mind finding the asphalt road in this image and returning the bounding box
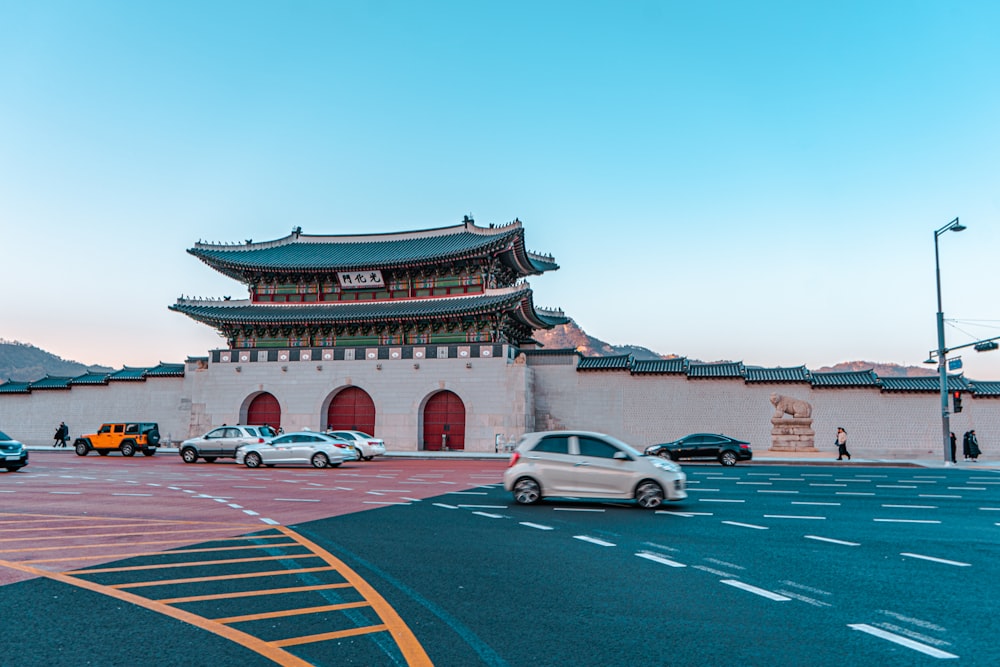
[2,455,998,666]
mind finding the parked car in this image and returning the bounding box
[645,433,752,466]
[235,431,355,468]
[503,430,687,508]
[74,422,160,457]
[326,430,386,460]
[179,425,276,463]
[0,430,28,472]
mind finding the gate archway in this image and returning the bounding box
[423,390,465,450]
[326,387,376,434]
[246,392,281,431]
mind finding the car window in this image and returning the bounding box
[532,435,570,454]
[206,428,225,439]
[271,435,290,445]
[703,435,725,445]
[114,424,125,434]
[578,436,623,459]
[222,428,240,438]
[125,424,139,434]
[99,425,111,434]
[0,431,9,440]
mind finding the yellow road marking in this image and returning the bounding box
[110,566,338,589]
[69,553,318,574]
[158,582,353,604]
[273,624,390,647]
[214,600,370,624]
[0,527,263,543]
[13,541,300,560]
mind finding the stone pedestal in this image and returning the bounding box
[770,417,816,451]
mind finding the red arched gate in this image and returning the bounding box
[247,392,281,431]
[423,390,465,450]
[326,387,376,435]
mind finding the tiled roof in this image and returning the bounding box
[29,375,74,390]
[631,358,688,375]
[578,354,632,371]
[171,286,565,331]
[0,380,31,394]
[688,362,745,378]
[110,367,149,381]
[188,221,558,281]
[70,372,110,385]
[880,376,970,392]
[744,366,811,383]
[145,363,185,377]
[969,380,1000,397]
[810,370,881,387]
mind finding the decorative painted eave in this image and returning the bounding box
[578,354,632,371]
[170,284,560,331]
[145,362,185,377]
[70,371,110,386]
[109,367,149,382]
[520,349,581,357]
[29,375,74,390]
[187,219,557,281]
[744,366,811,383]
[880,376,970,392]
[0,380,31,394]
[631,358,688,375]
[688,361,745,378]
[970,380,1000,397]
[810,369,881,387]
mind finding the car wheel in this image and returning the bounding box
[6,465,24,472]
[353,447,363,461]
[181,448,199,463]
[203,457,217,463]
[244,452,262,468]
[719,451,738,466]
[142,449,156,456]
[311,453,330,468]
[513,477,541,505]
[657,451,671,459]
[364,456,373,461]
[75,442,89,456]
[120,441,136,457]
[635,480,665,508]
[98,450,109,456]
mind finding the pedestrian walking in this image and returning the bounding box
[53,421,69,447]
[963,430,972,461]
[967,429,981,462]
[835,427,851,461]
[950,432,957,463]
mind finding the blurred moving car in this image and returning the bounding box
[503,430,686,508]
[644,433,752,466]
[235,431,355,468]
[74,422,160,457]
[0,431,28,472]
[179,424,276,463]
[326,430,386,460]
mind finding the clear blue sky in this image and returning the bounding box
[3,1,999,378]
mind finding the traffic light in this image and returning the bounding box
[952,391,963,413]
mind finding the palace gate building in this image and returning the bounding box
[2,216,999,456]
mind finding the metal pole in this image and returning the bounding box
[934,223,954,465]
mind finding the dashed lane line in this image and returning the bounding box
[519,522,554,530]
[848,624,958,659]
[573,535,616,547]
[804,535,860,547]
[900,553,971,567]
[722,521,767,530]
[720,580,791,601]
[635,551,686,568]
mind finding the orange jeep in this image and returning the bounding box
[74,422,160,457]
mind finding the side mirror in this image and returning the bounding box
[613,451,629,460]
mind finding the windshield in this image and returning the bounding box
[0,431,10,440]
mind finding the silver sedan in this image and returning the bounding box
[235,431,352,468]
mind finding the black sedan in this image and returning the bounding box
[645,433,752,466]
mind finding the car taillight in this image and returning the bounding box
[507,452,520,467]
[740,444,749,449]
[256,438,264,443]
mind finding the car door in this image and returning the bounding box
[700,435,727,459]
[572,435,636,495]
[291,434,323,463]
[200,427,228,457]
[523,434,576,494]
[262,435,293,464]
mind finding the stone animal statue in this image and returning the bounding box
[770,392,812,418]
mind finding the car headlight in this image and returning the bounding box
[650,458,681,473]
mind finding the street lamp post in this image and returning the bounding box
[934,217,966,464]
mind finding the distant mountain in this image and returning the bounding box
[0,340,113,382]
[533,319,935,377]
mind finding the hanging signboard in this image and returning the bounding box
[338,270,384,289]
[948,357,963,370]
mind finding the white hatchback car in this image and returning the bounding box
[327,430,386,460]
[503,431,687,508]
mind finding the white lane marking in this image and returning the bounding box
[737,482,772,486]
[764,515,825,520]
[111,493,153,497]
[758,490,799,494]
[520,522,554,530]
[260,518,280,525]
[554,507,605,512]
[948,486,986,491]
[50,491,82,495]
[363,501,412,506]
[433,503,458,509]
[636,552,686,567]
[979,506,1000,511]
[656,510,714,517]
[722,521,767,530]
[810,483,847,487]
[848,624,958,659]
[805,535,860,546]
[213,498,228,503]
[449,491,487,495]
[700,499,745,503]
[458,504,508,509]
[472,511,504,518]
[228,503,243,509]
[574,535,616,547]
[721,580,790,601]
[882,504,937,509]
[688,488,721,493]
[0,490,14,493]
[233,485,266,489]
[920,494,961,499]
[792,501,841,506]
[874,518,941,524]
[242,509,259,516]
[836,492,875,496]
[901,553,971,567]
[876,485,917,489]
[401,497,422,502]
[273,498,321,503]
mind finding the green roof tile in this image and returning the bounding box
[631,358,688,374]
[688,362,745,378]
[578,354,632,371]
[744,366,810,383]
[810,370,880,387]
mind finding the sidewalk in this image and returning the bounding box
[24,444,998,469]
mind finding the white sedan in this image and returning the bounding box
[327,430,386,460]
[236,432,355,468]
